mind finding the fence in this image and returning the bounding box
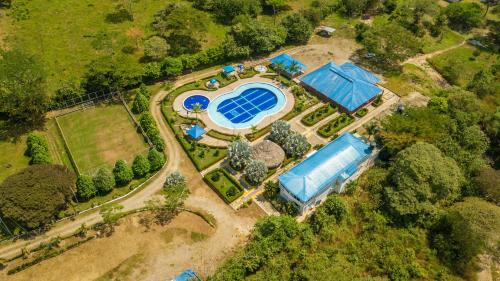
[48,90,120,112]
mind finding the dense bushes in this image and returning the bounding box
[0,165,76,229]
[132,155,150,178]
[148,148,166,171]
[26,133,51,165]
[93,168,115,195]
[112,160,133,186]
[76,175,96,200]
[140,112,165,151]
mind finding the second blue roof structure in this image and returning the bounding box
[172,268,199,281]
[270,53,306,76]
[279,133,372,203]
[300,62,382,112]
[222,65,235,74]
[186,125,206,139]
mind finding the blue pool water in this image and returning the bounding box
[183,95,210,111]
[208,82,286,129]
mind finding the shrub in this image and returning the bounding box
[142,62,162,82]
[356,108,368,117]
[26,133,51,165]
[93,168,115,195]
[132,93,149,114]
[309,195,348,234]
[76,175,96,201]
[132,155,150,178]
[140,112,165,151]
[164,171,186,188]
[244,160,268,185]
[269,120,292,146]
[113,160,133,186]
[144,36,169,61]
[282,132,310,158]
[211,172,221,182]
[148,149,166,171]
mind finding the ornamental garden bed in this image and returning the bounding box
[317,113,355,138]
[301,104,337,126]
[204,168,244,203]
[356,108,368,118]
[372,96,383,107]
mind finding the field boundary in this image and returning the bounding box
[118,93,154,148]
[54,117,81,175]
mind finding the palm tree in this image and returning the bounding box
[274,61,285,79]
[287,61,301,77]
[364,121,379,142]
[250,125,258,136]
[192,103,203,124]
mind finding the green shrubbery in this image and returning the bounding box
[140,112,165,151]
[317,113,354,137]
[26,133,52,165]
[355,108,368,117]
[132,155,150,178]
[112,160,133,186]
[76,175,96,200]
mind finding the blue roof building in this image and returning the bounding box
[171,268,200,281]
[278,133,373,214]
[270,53,306,77]
[222,65,235,76]
[299,62,382,113]
[186,125,206,140]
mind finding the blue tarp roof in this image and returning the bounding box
[222,65,235,73]
[173,269,199,281]
[186,125,206,139]
[279,133,372,203]
[270,53,306,75]
[300,62,382,112]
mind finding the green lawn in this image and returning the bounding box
[422,29,464,54]
[1,0,226,93]
[428,45,499,87]
[204,169,244,203]
[56,103,149,175]
[383,64,440,96]
[0,136,30,183]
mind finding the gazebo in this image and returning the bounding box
[222,65,236,77]
[186,125,206,140]
[251,140,285,169]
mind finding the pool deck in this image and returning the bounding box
[172,76,295,136]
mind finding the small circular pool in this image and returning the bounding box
[183,95,210,111]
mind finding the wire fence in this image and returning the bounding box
[48,90,120,112]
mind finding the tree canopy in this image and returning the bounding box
[0,165,76,230]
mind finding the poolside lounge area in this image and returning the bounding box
[278,133,375,214]
[299,62,382,114]
[270,53,306,78]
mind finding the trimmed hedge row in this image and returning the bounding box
[356,108,368,117]
[204,168,244,203]
[317,113,355,138]
[140,112,165,151]
[301,104,337,126]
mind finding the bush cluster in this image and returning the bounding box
[26,133,52,165]
[140,112,165,151]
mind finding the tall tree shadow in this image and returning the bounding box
[105,7,133,24]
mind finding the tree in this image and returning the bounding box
[230,19,287,55]
[144,36,169,61]
[164,171,186,188]
[212,0,262,22]
[244,160,268,185]
[309,195,348,234]
[132,155,150,178]
[0,49,48,126]
[132,93,149,114]
[265,0,288,14]
[431,198,500,275]
[191,103,203,124]
[445,2,483,32]
[384,143,464,227]
[283,132,310,158]
[467,68,497,98]
[93,168,115,195]
[26,133,52,165]
[161,57,183,77]
[113,160,133,186]
[82,55,143,93]
[52,79,84,108]
[392,0,439,35]
[228,139,252,170]
[148,149,166,171]
[0,165,76,229]
[281,13,313,44]
[364,121,378,142]
[337,0,370,17]
[474,167,500,205]
[269,120,292,146]
[76,175,96,201]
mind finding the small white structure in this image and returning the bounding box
[317,26,336,37]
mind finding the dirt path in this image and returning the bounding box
[403,40,467,86]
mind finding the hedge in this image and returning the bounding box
[356,108,368,117]
[317,113,355,138]
[204,168,244,203]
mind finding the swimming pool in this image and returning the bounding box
[183,95,210,111]
[208,82,286,129]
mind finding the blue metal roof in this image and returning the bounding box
[340,62,380,84]
[173,269,199,281]
[300,62,382,112]
[222,65,235,73]
[186,125,206,139]
[279,133,372,203]
[270,53,306,75]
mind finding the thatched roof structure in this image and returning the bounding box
[251,140,285,169]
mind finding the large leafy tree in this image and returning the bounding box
[113,160,133,186]
[445,2,483,32]
[0,165,76,229]
[143,36,169,61]
[282,132,310,158]
[384,143,464,227]
[0,49,48,126]
[228,139,252,170]
[212,0,262,22]
[132,154,150,178]
[230,18,286,55]
[244,160,268,185]
[268,120,293,146]
[281,13,313,44]
[431,198,500,275]
[93,167,115,195]
[76,174,96,201]
[391,0,439,35]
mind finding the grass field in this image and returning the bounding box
[383,64,440,96]
[1,0,226,93]
[422,29,464,54]
[428,45,499,87]
[57,103,149,175]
